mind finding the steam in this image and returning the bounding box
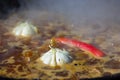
[17,0,120,37]
[19,0,120,22]
[19,1,119,21]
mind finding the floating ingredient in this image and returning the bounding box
[40,47,73,67]
[12,21,38,37]
[55,37,106,58]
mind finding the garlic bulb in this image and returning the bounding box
[12,22,38,37]
[40,48,73,67]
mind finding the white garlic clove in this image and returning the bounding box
[50,52,57,66]
[12,21,38,37]
[56,51,73,65]
[41,51,52,64]
[40,48,73,67]
[12,25,23,36]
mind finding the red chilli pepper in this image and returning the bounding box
[55,37,105,57]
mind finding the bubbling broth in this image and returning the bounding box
[0,15,120,80]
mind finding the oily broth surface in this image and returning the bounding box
[0,20,120,79]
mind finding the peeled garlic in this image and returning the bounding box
[12,21,38,37]
[40,48,73,67]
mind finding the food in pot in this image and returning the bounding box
[0,19,120,79]
[12,21,38,37]
[55,37,106,58]
[40,46,73,67]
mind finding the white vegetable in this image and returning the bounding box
[12,22,38,37]
[40,48,73,67]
